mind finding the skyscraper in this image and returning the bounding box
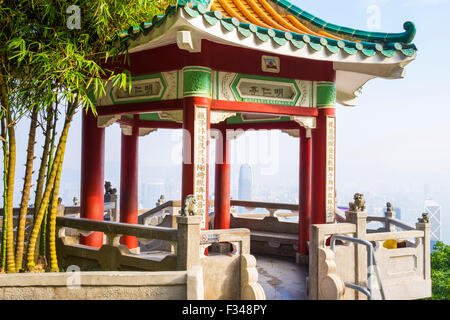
[238,164,252,213]
[424,199,441,249]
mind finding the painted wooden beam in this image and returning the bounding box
[96,99,183,116]
[211,100,318,117]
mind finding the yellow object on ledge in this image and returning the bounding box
[383,239,398,249]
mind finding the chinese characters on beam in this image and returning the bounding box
[325,117,336,223]
[194,107,208,229]
[247,86,286,98]
[237,79,297,104]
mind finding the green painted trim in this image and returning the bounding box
[176,69,180,99]
[109,73,167,105]
[139,112,175,122]
[216,71,219,100]
[182,67,212,98]
[315,82,336,108]
[226,114,291,124]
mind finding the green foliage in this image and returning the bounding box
[0,0,171,272]
[1,0,170,113]
[430,241,450,300]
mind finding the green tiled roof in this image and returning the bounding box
[119,1,417,59]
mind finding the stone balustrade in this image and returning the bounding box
[309,207,431,300]
[55,214,265,300]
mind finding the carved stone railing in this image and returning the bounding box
[138,200,182,226]
[198,228,265,300]
[226,200,299,258]
[229,200,298,218]
[56,214,265,300]
[309,205,431,300]
[56,216,180,271]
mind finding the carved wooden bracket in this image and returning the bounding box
[98,115,121,128]
[210,111,236,124]
[159,110,183,123]
[120,124,158,136]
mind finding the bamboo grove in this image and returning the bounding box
[0,0,170,273]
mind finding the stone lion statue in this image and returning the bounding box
[104,181,117,202]
[156,194,165,207]
[181,194,199,216]
[386,202,394,214]
[418,212,430,224]
[349,193,366,212]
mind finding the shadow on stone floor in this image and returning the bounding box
[254,254,308,300]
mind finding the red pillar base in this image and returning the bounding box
[311,108,336,225]
[119,128,139,250]
[299,127,311,256]
[181,97,211,230]
[80,111,105,248]
[214,127,231,230]
[181,97,211,255]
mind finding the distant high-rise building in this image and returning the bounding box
[238,164,252,212]
[424,199,441,249]
[424,184,431,200]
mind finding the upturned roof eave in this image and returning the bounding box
[118,4,417,106]
[124,6,416,74]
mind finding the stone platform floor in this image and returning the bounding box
[254,254,308,300]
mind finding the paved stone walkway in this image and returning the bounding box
[254,254,308,300]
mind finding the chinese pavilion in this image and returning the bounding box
[80,0,417,260]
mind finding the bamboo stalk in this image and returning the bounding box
[34,108,53,218]
[47,155,65,272]
[15,106,38,271]
[5,110,16,273]
[26,103,76,271]
[39,103,58,258]
[33,107,53,262]
[0,56,16,273]
[0,117,8,272]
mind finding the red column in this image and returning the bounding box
[299,127,312,255]
[80,110,105,247]
[181,97,211,230]
[311,108,336,225]
[119,126,139,250]
[214,126,231,229]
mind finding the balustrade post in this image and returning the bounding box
[416,221,431,281]
[176,215,202,271]
[384,203,395,232]
[345,209,368,300]
[308,224,325,300]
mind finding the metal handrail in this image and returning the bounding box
[330,234,386,300]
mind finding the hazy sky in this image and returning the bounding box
[2,0,450,242]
